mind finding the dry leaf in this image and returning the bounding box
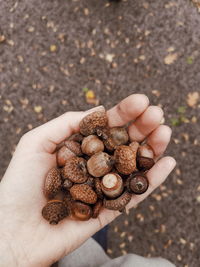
[85,90,99,105]
[34,105,43,113]
[164,53,178,65]
[186,92,199,107]
[105,53,115,63]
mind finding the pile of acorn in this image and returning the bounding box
[42,110,155,225]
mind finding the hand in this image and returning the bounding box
[0,94,176,267]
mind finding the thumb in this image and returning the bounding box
[18,106,105,153]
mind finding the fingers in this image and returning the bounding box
[147,125,172,157]
[19,106,105,153]
[107,94,149,127]
[126,156,176,209]
[128,106,164,142]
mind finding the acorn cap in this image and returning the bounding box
[94,177,104,199]
[114,145,137,175]
[62,156,88,183]
[103,191,132,211]
[70,184,97,204]
[79,111,108,136]
[42,200,68,225]
[92,199,103,219]
[44,168,62,199]
[127,173,149,194]
[72,201,92,221]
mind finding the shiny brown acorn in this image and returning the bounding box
[97,127,129,151]
[81,135,104,156]
[87,152,114,177]
[57,140,82,167]
[137,144,155,171]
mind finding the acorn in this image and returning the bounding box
[67,133,84,143]
[103,191,132,211]
[70,184,97,204]
[42,200,68,225]
[81,135,104,156]
[44,167,62,199]
[137,144,155,171]
[62,156,88,183]
[114,145,137,175]
[79,111,108,136]
[72,201,92,221]
[87,152,114,177]
[92,199,103,219]
[97,127,129,151]
[127,173,149,194]
[101,173,124,198]
[56,140,82,167]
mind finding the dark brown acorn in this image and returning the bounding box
[127,173,149,194]
[137,144,155,171]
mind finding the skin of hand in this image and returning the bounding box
[0,94,176,267]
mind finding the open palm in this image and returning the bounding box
[0,94,176,267]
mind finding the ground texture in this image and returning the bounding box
[0,0,200,266]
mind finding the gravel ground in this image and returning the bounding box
[0,0,200,266]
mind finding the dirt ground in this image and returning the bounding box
[0,0,200,266]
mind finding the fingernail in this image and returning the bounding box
[84,105,105,114]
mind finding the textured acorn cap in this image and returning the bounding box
[42,200,68,224]
[70,184,97,204]
[114,145,137,175]
[79,111,108,136]
[62,156,88,183]
[72,201,92,221]
[44,168,62,199]
[94,177,104,199]
[103,191,132,211]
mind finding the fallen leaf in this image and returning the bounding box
[105,53,115,63]
[164,53,178,65]
[187,92,199,107]
[50,45,57,52]
[34,105,43,113]
[85,90,99,105]
[186,56,194,64]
